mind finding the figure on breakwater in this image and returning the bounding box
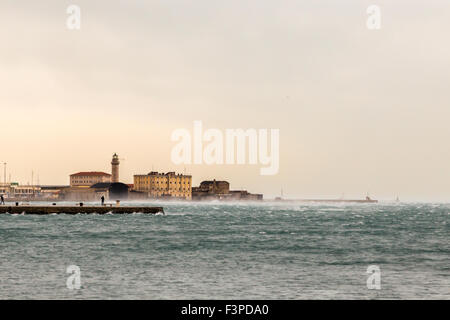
[0,195,4,205]
[101,196,105,206]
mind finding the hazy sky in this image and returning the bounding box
[1,0,449,201]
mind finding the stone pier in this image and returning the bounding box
[0,205,164,215]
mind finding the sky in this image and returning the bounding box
[0,0,449,201]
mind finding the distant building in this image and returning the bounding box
[13,185,42,198]
[196,180,230,195]
[0,183,12,197]
[69,172,111,187]
[0,183,42,199]
[133,171,192,200]
[192,179,263,201]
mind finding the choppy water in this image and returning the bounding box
[0,201,448,299]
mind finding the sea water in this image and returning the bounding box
[0,201,448,299]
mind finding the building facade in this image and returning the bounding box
[0,183,11,196]
[134,171,192,200]
[0,183,42,199]
[69,172,112,187]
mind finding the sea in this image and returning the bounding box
[0,201,448,299]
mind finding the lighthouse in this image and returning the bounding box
[111,153,120,183]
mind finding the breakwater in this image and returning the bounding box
[0,205,164,215]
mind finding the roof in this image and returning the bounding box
[70,171,111,177]
[135,171,191,177]
[90,182,130,189]
[40,185,70,190]
[201,180,229,185]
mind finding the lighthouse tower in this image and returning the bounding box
[111,153,120,183]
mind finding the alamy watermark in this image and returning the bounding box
[366,5,381,30]
[66,265,81,290]
[171,121,280,175]
[66,5,81,30]
[366,265,381,290]
[65,5,381,31]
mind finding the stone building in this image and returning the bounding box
[133,171,192,200]
[192,179,263,201]
[192,180,229,200]
[197,180,230,194]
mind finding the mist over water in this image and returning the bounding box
[0,202,448,299]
